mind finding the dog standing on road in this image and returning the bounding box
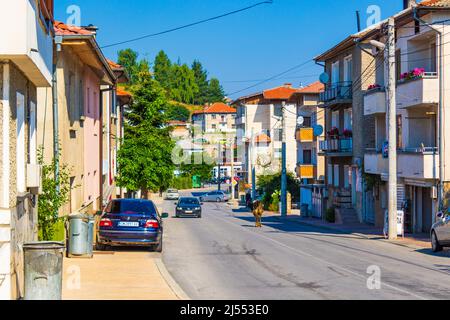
[252,200,264,228]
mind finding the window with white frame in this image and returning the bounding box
[334,165,340,187]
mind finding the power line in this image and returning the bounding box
[228,59,315,97]
[100,1,274,49]
[223,74,320,84]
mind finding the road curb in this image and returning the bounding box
[155,258,190,300]
[272,216,428,250]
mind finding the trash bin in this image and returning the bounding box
[67,214,89,258]
[301,204,309,217]
[23,242,65,300]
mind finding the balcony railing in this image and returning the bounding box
[296,164,316,179]
[320,81,353,104]
[397,72,438,109]
[319,138,353,154]
[296,128,314,142]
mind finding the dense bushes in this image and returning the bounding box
[325,207,336,223]
[171,176,192,190]
[257,173,300,210]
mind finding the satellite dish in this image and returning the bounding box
[297,116,305,126]
[319,72,330,85]
[313,125,324,137]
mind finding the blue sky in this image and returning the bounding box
[54,0,403,98]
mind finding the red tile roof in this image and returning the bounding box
[107,59,123,70]
[263,84,298,100]
[296,81,324,94]
[255,133,272,144]
[192,103,236,115]
[116,88,132,97]
[419,0,450,6]
[168,120,187,126]
[54,21,94,36]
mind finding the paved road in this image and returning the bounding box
[161,191,450,300]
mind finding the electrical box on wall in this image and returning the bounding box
[431,186,438,200]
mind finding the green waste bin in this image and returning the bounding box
[67,214,90,258]
[23,242,65,300]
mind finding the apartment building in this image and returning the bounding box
[0,0,54,300]
[192,102,237,134]
[233,84,299,185]
[292,82,326,217]
[362,0,450,232]
[315,29,377,225]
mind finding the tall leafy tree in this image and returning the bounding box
[207,77,226,103]
[116,73,175,197]
[166,103,191,122]
[154,50,172,92]
[192,60,209,105]
[117,48,150,84]
[180,152,216,182]
[170,63,199,104]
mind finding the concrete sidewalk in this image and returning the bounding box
[258,210,432,250]
[62,250,188,300]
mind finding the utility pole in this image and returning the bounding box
[230,141,235,202]
[387,17,398,240]
[281,101,287,216]
[218,141,222,191]
[250,128,256,200]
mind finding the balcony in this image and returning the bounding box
[296,164,316,179]
[0,0,53,86]
[319,138,353,156]
[364,87,386,116]
[364,147,439,180]
[397,73,438,109]
[319,81,352,107]
[296,128,314,142]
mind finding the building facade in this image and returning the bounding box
[292,82,326,217]
[0,0,54,300]
[362,0,450,232]
[233,84,299,186]
[315,30,377,225]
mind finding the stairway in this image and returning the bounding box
[333,189,360,225]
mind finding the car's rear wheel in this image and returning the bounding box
[432,231,443,252]
[96,242,107,251]
[153,239,163,252]
[216,198,221,202]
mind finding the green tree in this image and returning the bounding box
[170,63,199,104]
[207,77,226,103]
[118,48,150,84]
[179,152,215,182]
[192,60,209,105]
[116,74,175,197]
[166,103,191,122]
[153,50,172,92]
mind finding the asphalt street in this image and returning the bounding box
[161,190,450,300]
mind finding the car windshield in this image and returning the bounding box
[179,198,199,205]
[167,189,178,193]
[106,200,156,214]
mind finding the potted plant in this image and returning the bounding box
[343,129,353,138]
[400,68,425,82]
[327,127,339,139]
[367,84,381,91]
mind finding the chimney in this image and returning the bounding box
[403,0,417,9]
[284,83,292,87]
[82,24,99,34]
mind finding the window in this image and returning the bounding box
[334,165,340,187]
[221,115,226,122]
[327,164,333,185]
[212,124,217,130]
[344,109,352,131]
[331,111,339,129]
[344,55,352,83]
[78,79,84,118]
[274,105,283,117]
[430,42,437,73]
[344,165,350,188]
[397,115,403,149]
[303,117,312,128]
[332,61,340,84]
[29,101,37,165]
[275,148,282,159]
[87,88,91,114]
[106,200,157,214]
[303,150,312,164]
[212,114,217,119]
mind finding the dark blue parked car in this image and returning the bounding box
[97,199,169,252]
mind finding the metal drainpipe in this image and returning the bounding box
[100,86,115,208]
[413,8,445,209]
[53,40,62,193]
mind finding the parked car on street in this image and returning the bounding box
[431,209,450,252]
[175,197,203,218]
[165,189,180,200]
[97,199,169,252]
[200,190,229,202]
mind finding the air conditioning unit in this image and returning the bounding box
[27,164,42,194]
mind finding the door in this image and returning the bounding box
[332,61,340,85]
[421,188,433,233]
[363,182,375,225]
